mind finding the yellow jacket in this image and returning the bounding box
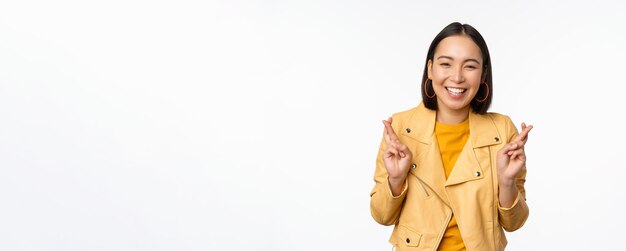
[370,103,529,251]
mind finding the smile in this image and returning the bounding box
[445,87,467,96]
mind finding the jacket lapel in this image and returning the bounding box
[445,111,502,186]
[401,104,449,205]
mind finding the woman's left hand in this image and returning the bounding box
[496,123,533,184]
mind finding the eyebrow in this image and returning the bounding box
[437,55,481,64]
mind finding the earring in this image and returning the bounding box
[424,79,435,98]
[475,81,489,102]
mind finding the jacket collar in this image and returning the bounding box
[400,103,502,149]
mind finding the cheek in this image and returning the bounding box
[431,68,448,82]
[467,71,483,85]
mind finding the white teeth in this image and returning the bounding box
[446,87,466,95]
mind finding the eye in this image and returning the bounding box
[440,63,450,67]
[465,65,477,70]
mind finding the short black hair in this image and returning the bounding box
[421,22,493,114]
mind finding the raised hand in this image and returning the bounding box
[497,123,533,183]
[382,117,413,189]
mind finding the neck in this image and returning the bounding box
[436,106,470,124]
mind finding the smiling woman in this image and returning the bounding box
[370,22,533,251]
[422,23,492,118]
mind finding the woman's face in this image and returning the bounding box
[428,35,484,114]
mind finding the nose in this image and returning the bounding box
[450,67,464,83]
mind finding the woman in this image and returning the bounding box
[369,22,533,251]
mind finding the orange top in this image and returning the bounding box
[435,119,470,251]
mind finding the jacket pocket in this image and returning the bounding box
[409,173,432,199]
[396,225,423,248]
[416,177,431,198]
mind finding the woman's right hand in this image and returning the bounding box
[382,117,413,194]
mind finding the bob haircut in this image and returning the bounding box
[421,22,493,114]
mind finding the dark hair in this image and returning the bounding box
[421,22,492,114]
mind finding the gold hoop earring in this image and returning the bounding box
[424,79,435,99]
[476,81,489,102]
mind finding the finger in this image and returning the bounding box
[520,129,531,144]
[383,148,390,158]
[509,149,526,162]
[382,120,391,144]
[390,140,406,158]
[384,146,399,158]
[511,139,526,149]
[507,148,524,159]
[517,152,526,162]
[500,143,518,156]
[515,123,533,143]
[396,142,410,158]
[383,117,400,142]
[382,117,396,144]
[383,118,399,141]
[390,141,405,158]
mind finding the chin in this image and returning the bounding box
[440,100,471,111]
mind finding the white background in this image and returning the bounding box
[1,0,625,250]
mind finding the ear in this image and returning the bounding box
[427,59,433,79]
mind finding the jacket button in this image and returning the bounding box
[406,128,411,133]
[494,137,499,142]
[411,163,417,169]
[475,171,481,177]
[406,238,410,243]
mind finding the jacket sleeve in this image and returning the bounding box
[497,116,530,232]
[370,115,407,226]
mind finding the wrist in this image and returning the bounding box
[388,178,405,189]
[388,176,406,196]
[498,180,519,208]
[388,175,406,186]
[498,176,516,187]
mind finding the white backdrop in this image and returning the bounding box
[1,0,625,250]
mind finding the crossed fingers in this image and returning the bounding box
[382,117,407,158]
[382,117,399,145]
[516,123,533,144]
[507,123,533,158]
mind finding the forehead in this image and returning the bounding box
[434,35,482,62]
